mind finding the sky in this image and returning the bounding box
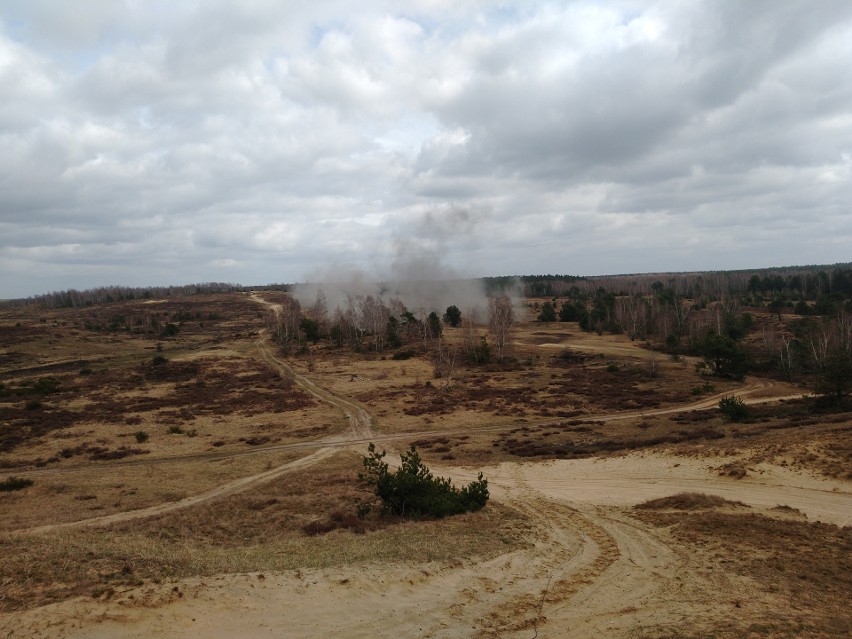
[1,0,851,299]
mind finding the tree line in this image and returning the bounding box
[532,272,852,400]
[6,283,244,309]
[265,291,517,378]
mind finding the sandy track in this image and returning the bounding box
[5,363,810,535]
[2,493,638,639]
[252,291,374,440]
[6,374,805,484]
[9,297,374,536]
[12,447,337,536]
[255,334,374,440]
[4,461,849,635]
[3,463,719,639]
[4,299,848,637]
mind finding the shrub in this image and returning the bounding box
[443,305,462,327]
[537,302,557,322]
[32,377,61,394]
[698,333,750,380]
[134,431,149,443]
[691,382,717,395]
[636,492,746,510]
[0,476,34,492]
[159,323,179,338]
[468,337,492,364]
[358,444,489,519]
[167,425,184,434]
[303,510,369,536]
[557,349,584,363]
[719,395,750,422]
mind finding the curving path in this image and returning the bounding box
[4,295,850,637]
[7,295,815,534]
[9,297,374,536]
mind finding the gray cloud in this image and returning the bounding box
[1,1,851,298]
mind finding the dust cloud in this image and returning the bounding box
[292,207,498,319]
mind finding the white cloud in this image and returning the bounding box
[1,1,851,298]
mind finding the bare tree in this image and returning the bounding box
[807,314,852,399]
[308,289,329,335]
[779,335,798,381]
[268,295,301,353]
[359,295,388,351]
[433,336,459,388]
[670,295,693,339]
[344,295,366,350]
[488,295,514,362]
[614,295,648,340]
[720,294,739,317]
[462,311,479,354]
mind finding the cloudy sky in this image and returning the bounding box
[1,0,850,298]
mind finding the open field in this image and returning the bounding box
[1,291,850,638]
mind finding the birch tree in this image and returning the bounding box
[488,295,514,362]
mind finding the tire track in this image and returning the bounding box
[9,297,374,535]
[424,461,672,638]
[13,447,337,536]
[5,375,801,479]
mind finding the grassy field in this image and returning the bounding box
[1,291,849,637]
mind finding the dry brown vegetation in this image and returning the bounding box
[0,451,529,613]
[634,508,852,638]
[0,294,340,471]
[1,290,850,638]
[636,491,748,510]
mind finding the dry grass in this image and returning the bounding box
[2,294,850,634]
[0,451,531,612]
[634,510,852,638]
[0,296,346,472]
[635,492,748,511]
[0,450,307,529]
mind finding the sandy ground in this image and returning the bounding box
[2,298,849,638]
[7,449,847,638]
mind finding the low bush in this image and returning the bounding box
[134,431,149,443]
[358,444,489,519]
[636,492,747,511]
[159,323,179,338]
[691,382,717,395]
[302,510,369,536]
[719,395,750,422]
[0,476,34,492]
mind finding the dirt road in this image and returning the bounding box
[3,296,849,637]
[11,448,842,638]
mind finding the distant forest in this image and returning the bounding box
[6,263,850,399]
[486,263,852,300]
[5,262,852,311]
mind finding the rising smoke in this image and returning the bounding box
[292,205,517,320]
